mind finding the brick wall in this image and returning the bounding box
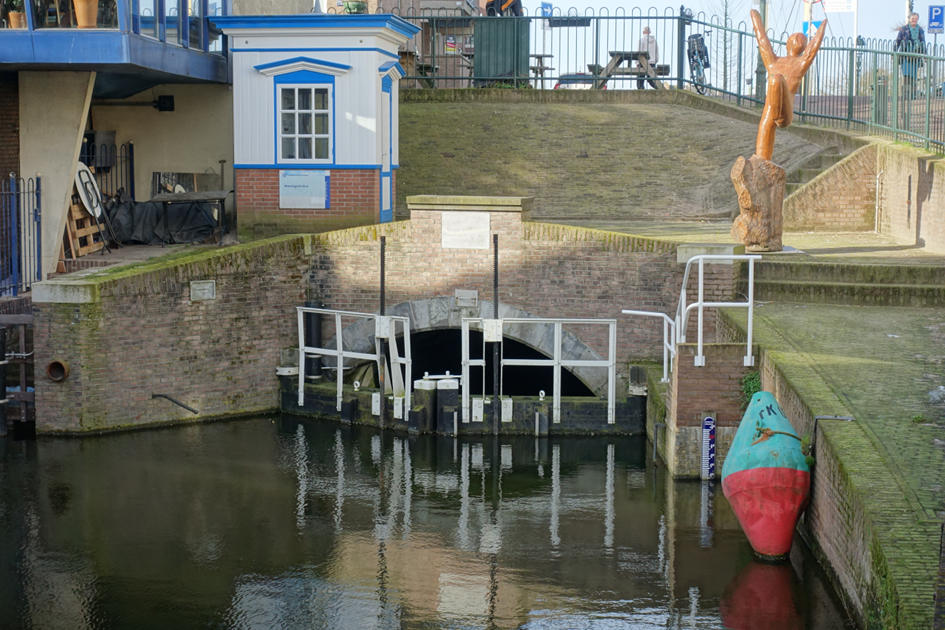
[235,168,381,241]
[783,144,877,231]
[876,142,945,253]
[0,72,19,177]
[32,204,743,433]
[661,342,755,477]
[33,237,311,433]
[307,210,738,368]
[670,343,753,430]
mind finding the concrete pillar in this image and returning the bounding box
[435,378,459,435]
[19,71,95,278]
[410,377,436,433]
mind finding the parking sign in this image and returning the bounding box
[931,6,945,34]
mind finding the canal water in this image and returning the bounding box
[0,417,853,629]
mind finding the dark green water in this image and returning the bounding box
[0,417,853,629]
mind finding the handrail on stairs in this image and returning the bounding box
[622,254,761,382]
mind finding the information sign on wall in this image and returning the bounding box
[441,211,490,249]
[279,170,328,209]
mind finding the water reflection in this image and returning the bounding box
[0,418,852,629]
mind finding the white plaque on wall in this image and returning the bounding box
[441,212,490,249]
[190,280,216,301]
[279,170,328,209]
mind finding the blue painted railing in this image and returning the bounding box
[6,0,225,54]
[0,176,42,297]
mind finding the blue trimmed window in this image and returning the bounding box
[278,84,332,162]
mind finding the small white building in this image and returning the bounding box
[212,14,419,239]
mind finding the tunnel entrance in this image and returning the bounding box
[403,329,595,397]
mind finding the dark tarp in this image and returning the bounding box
[106,197,215,245]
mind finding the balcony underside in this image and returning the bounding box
[0,30,228,98]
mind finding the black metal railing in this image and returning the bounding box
[79,140,135,200]
[378,5,945,153]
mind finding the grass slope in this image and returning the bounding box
[397,101,825,221]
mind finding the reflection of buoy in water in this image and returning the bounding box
[720,560,803,630]
[721,391,810,560]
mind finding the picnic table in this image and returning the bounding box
[530,53,555,88]
[587,50,669,89]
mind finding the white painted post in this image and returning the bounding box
[744,258,756,366]
[695,258,706,366]
[335,312,344,412]
[607,321,616,424]
[297,307,306,406]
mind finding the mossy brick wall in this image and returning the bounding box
[32,237,311,433]
[235,169,384,241]
[31,209,740,434]
[0,72,18,177]
[783,144,877,231]
[306,210,739,373]
[877,142,945,253]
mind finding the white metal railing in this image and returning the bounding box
[296,307,411,414]
[461,317,616,425]
[676,254,760,368]
[620,310,676,383]
[622,254,760,380]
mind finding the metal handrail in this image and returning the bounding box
[296,306,412,414]
[676,254,760,368]
[620,310,675,383]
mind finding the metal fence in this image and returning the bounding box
[79,140,136,200]
[379,5,945,153]
[0,175,42,296]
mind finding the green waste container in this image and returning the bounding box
[473,19,530,87]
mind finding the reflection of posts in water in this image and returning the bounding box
[750,10,826,161]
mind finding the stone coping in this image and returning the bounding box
[406,195,533,213]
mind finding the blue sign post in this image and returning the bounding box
[929,6,944,35]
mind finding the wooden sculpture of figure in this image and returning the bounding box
[731,11,827,251]
[751,9,827,160]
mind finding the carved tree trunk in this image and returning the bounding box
[730,155,785,252]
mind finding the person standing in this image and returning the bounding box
[895,12,926,98]
[637,26,658,89]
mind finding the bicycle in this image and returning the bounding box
[687,32,711,95]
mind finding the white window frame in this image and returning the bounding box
[277,83,332,164]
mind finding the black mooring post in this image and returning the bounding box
[379,236,387,428]
[492,234,499,436]
[0,327,6,438]
[304,300,322,378]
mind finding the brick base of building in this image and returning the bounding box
[235,168,389,240]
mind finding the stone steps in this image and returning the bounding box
[739,261,945,306]
[784,150,844,197]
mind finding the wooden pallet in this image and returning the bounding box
[66,202,105,257]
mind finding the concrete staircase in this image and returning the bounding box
[739,260,945,307]
[785,148,845,196]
